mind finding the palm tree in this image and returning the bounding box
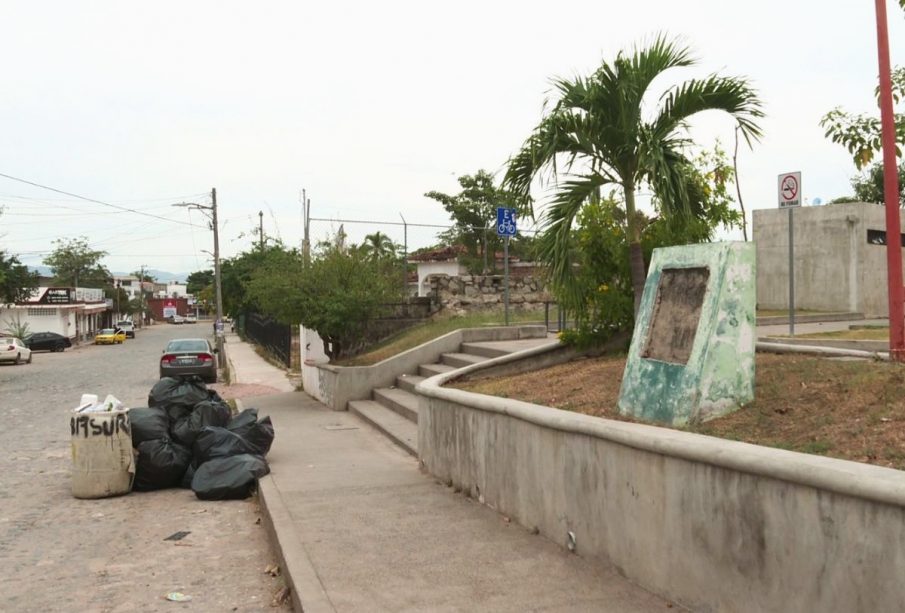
[503,36,763,315]
[360,231,397,261]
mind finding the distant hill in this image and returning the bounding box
[28,265,192,283]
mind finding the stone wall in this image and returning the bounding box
[427,274,552,313]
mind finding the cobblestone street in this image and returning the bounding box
[0,324,290,612]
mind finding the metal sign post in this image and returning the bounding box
[496,207,517,326]
[778,172,802,336]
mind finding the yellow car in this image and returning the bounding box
[95,328,126,345]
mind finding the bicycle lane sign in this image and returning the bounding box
[496,207,517,236]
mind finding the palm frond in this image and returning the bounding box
[502,104,602,217]
[653,75,765,145]
[535,174,612,306]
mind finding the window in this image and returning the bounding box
[867,229,905,246]
[27,308,56,316]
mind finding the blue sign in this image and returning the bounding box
[496,207,517,237]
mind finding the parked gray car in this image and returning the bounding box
[159,338,218,383]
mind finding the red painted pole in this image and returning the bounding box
[875,0,905,361]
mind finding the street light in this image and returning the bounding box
[173,188,223,328]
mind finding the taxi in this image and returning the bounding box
[95,328,126,345]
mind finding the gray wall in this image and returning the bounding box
[753,202,905,316]
[309,325,548,410]
[418,381,905,612]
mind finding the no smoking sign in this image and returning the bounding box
[778,171,801,208]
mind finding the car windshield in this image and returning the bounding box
[99,329,115,334]
[117,322,132,327]
[166,340,208,353]
[1,338,13,344]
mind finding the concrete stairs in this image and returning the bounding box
[350,346,494,457]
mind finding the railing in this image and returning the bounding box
[243,312,291,367]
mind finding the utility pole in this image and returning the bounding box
[301,189,311,266]
[259,210,264,251]
[399,213,408,298]
[140,264,146,328]
[172,188,223,329]
[874,0,905,361]
[211,188,223,328]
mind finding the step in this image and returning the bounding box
[396,373,425,394]
[418,362,457,378]
[349,400,418,457]
[440,352,488,368]
[373,387,420,422]
[459,342,511,359]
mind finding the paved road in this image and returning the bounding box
[0,323,289,612]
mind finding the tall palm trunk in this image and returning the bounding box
[624,183,646,317]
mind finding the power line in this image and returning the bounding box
[309,216,541,234]
[0,172,207,228]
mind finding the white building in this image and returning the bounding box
[0,286,109,343]
[409,246,467,297]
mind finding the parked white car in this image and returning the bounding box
[0,337,32,364]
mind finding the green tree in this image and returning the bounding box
[220,243,300,316]
[820,4,904,169]
[0,252,39,305]
[839,161,905,206]
[186,269,214,295]
[425,170,518,273]
[43,237,110,288]
[556,148,744,346]
[249,243,402,360]
[821,69,905,169]
[359,232,398,262]
[503,36,763,315]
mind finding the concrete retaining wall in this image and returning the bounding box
[417,358,905,612]
[307,325,548,410]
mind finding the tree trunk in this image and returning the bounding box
[624,183,646,317]
[629,241,646,316]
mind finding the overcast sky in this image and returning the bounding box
[0,1,902,278]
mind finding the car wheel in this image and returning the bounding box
[26,353,32,364]
[14,353,21,365]
[56,342,65,352]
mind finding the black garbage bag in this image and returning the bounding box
[171,399,231,447]
[128,407,168,446]
[133,438,193,491]
[192,427,261,467]
[227,408,275,456]
[225,408,258,436]
[148,377,209,410]
[191,454,270,500]
[180,463,195,489]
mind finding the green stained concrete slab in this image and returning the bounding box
[618,242,755,426]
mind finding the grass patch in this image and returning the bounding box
[756,309,835,318]
[335,309,556,366]
[453,353,905,470]
[789,328,889,341]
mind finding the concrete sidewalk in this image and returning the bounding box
[222,331,296,392]
[252,392,671,612]
[224,334,671,611]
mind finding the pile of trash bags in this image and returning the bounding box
[129,376,274,500]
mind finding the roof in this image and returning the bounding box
[408,245,467,263]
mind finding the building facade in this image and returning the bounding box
[753,202,905,317]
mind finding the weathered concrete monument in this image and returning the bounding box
[618,242,755,425]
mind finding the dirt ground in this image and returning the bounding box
[454,352,905,470]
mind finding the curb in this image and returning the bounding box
[237,399,335,613]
